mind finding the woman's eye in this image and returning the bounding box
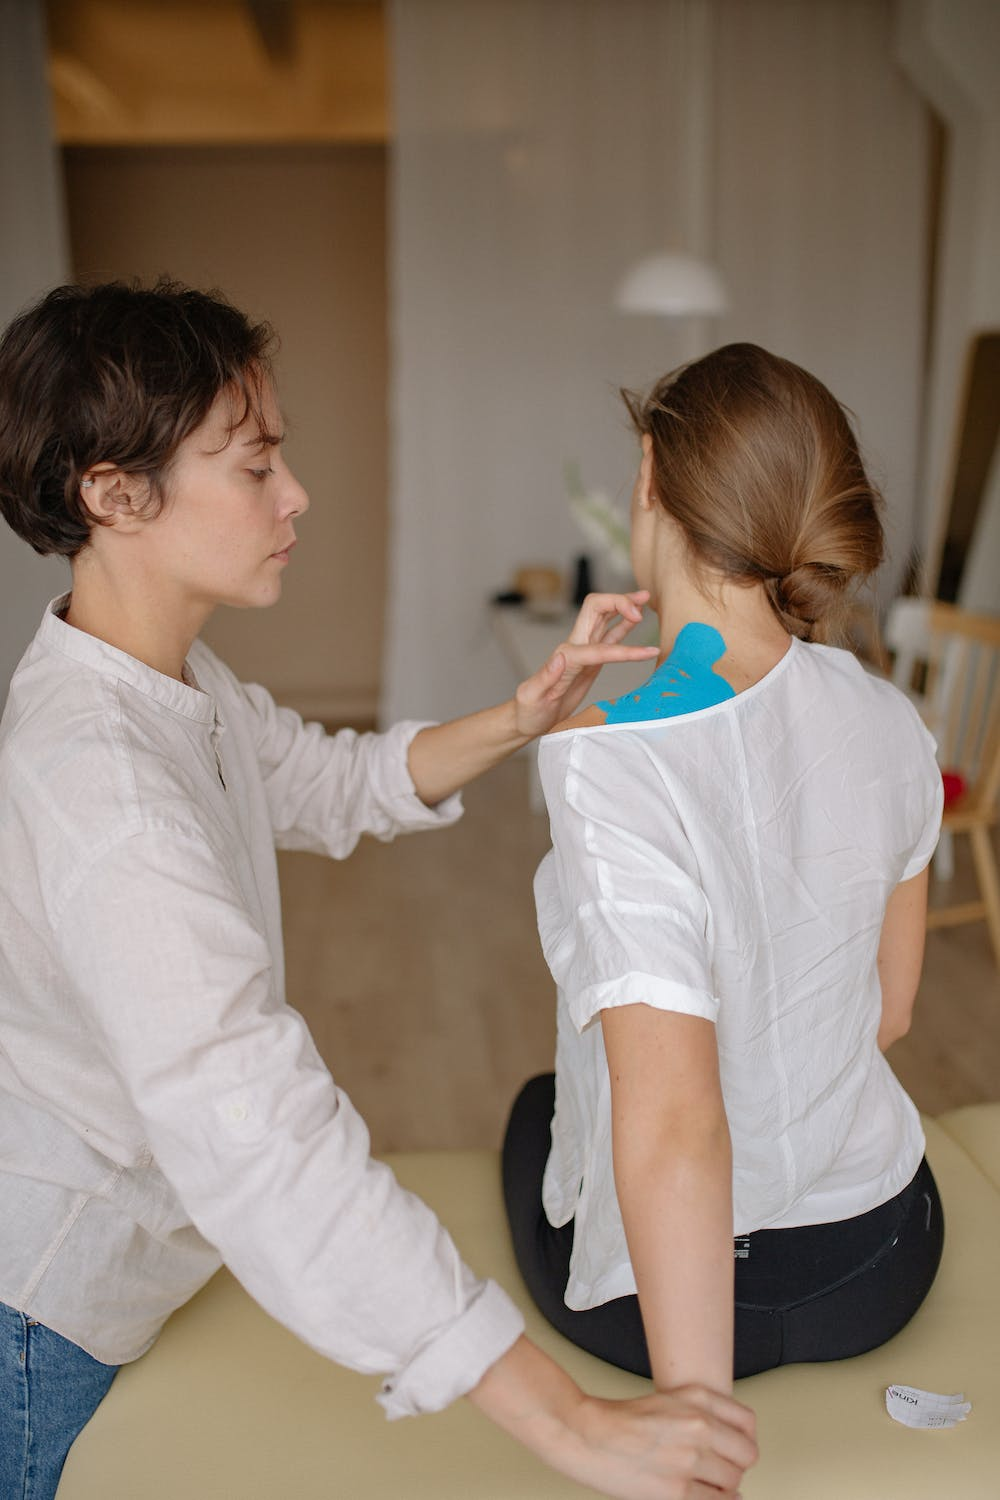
[249,467,272,481]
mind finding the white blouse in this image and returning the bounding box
[535,637,943,1312]
[0,599,523,1416]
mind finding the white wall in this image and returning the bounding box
[713,0,927,606]
[385,0,932,725]
[896,0,1000,612]
[0,0,70,698]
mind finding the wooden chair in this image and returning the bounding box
[916,601,1000,967]
[883,596,933,703]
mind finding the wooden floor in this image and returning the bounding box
[279,756,1000,1155]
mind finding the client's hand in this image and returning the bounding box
[513,591,657,738]
[468,1336,757,1500]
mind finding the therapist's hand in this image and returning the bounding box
[563,1385,758,1499]
[406,591,657,806]
[468,1336,757,1499]
[513,590,658,738]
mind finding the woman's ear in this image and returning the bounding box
[79,464,150,530]
[636,433,655,512]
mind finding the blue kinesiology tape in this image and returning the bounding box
[598,621,735,724]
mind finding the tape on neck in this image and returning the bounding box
[598,621,735,724]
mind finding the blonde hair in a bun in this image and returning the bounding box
[623,344,884,643]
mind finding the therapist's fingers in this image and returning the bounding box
[555,641,657,671]
[526,642,657,710]
[566,590,649,646]
[670,1384,759,1447]
[582,590,648,641]
[601,614,648,647]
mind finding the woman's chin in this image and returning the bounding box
[219,579,285,612]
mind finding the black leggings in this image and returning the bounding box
[502,1074,944,1380]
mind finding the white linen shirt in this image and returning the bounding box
[0,599,523,1416]
[535,637,943,1312]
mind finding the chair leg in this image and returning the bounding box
[933,828,955,883]
[969,824,1000,970]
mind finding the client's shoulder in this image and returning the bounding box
[545,704,608,737]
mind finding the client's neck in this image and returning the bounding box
[654,572,791,696]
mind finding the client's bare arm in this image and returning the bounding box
[601,1005,734,1397]
[876,867,930,1051]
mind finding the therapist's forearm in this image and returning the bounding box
[407,701,532,806]
[407,702,536,810]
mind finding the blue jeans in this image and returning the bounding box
[0,1301,119,1500]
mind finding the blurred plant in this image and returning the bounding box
[565,462,631,576]
[565,462,658,645]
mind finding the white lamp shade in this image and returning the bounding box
[616,252,729,317]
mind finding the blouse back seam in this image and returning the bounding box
[727,711,797,1204]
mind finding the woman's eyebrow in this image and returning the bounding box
[243,429,287,448]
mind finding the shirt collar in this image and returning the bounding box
[38,594,217,725]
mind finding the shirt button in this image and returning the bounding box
[224,1100,249,1123]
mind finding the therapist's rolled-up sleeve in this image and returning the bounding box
[230,663,462,856]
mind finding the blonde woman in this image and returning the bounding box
[504,344,943,1405]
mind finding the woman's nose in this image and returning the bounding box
[281,468,310,518]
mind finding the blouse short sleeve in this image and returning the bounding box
[537,728,718,1034]
[898,710,945,883]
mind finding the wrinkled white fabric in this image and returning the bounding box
[0,598,523,1417]
[535,638,943,1312]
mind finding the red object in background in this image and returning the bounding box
[942,769,966,809]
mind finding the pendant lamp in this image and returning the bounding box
[615,251,728,318]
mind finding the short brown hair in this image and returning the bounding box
[622,343,884,642]
[0,279,275,557]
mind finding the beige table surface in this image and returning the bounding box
[59,1110,1000,1499]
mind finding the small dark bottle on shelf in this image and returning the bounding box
[572,554,593,607]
